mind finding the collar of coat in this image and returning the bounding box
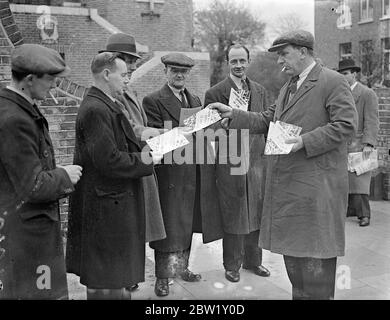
[351,81,363,102]
[86,86,140,147]
[157,83,201,123]
[278,62,321,117]
[0,88,46,122]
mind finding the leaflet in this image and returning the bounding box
[264,121,302,155]
[348,150,378,176]
[228,88,249,111]
[179,107,201,126]
[183,107,222,133]
[146,127,189,155]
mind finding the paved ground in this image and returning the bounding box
[67,200,390,300]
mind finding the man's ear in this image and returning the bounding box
[25,74,34,86]
[102,69,110,81]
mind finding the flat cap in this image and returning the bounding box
[161,53,195,68]
[268,30,314,52]
[11,44,70,77]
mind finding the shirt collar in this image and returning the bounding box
[6,85,35,105]
[350,82,358,91]
[230,73,247,89]
[298,61,316,81]
[168,83,185,95]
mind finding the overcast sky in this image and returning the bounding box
[193,0,315,47]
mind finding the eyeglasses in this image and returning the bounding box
[168,67,190,75]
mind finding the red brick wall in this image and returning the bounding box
[84,0,194,52]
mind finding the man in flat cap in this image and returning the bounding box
[99,33,167,292]
[210,30,358,299]
[204,43,270,283]
[0,44,83,299]
[66,52,163,300]
[143,53,223,297]
[337,59,379,227]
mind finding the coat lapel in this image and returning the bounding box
[280,63,320,118]
[248,79,264,112]
[352,82,363,102]
[87,87,140,148]
[159,84,181,123]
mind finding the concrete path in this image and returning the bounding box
[67,200,390,300]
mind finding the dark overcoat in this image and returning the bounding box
[347,82,379,194]
[204,77,268,234]
[230,64,358,258]
[0,88,73,299]
[143,84,223,252]
[66,86,154,289]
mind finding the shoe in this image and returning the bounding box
[225,270,240,282]
[154,278,169,297]
[180,269,201,282]
[243,264,271,277]
[125,283,139,292]
[359,217,370,227]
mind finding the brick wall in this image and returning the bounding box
[84,0,194,52]
[12,11,111,87]
[376,88,390,170]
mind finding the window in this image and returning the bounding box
[383,0,390,17]
[337,0,352,28]
[360,40,372,76]
[340,42,352,60]
[382,37,390,85]
[360,0,374,21]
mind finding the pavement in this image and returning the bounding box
[67,200,390,300]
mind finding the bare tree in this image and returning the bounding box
[359,40,385,88]
[194,0,266,86]
[271,13,308,36]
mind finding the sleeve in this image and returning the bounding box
[229,104,275,134]
[80,106,154,179]
[0,115,74,204]
[301,76,358,158]
[143,95,164,129]
[362,88,379,147]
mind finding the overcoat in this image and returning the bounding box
[229,64,358,258]
[143,84,223,252]
[66,86,154,289]
[118,88,166,243]
[204,77,268,234]
[0,88,73,299]
[347,82,379,194]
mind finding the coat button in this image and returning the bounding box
[43,150,49,158]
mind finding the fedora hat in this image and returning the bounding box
[337,58,361,73]
[99,33,141,59]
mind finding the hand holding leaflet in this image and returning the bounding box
[264,121,302,155]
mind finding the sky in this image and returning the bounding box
[193,0,315,47]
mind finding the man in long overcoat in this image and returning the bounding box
[100,33,166,247]
[204,44,270,282]
[337,59,379,227]
[143,53,223,297]
[0,44,82,299]
[66,52,162,300]
[210,30,357,300]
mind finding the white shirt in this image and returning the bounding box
[230,73,247,90]
[297,61,316,90]
[168,84,188,105]
[350,82,357,91]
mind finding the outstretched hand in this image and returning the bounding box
[207,102,233,119]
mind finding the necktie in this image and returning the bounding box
[241,79,250,101]
[283,75,300,108]
[180,90,188,109]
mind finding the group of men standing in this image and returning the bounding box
[0,28,379,300]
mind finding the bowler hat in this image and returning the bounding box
[11,44,70,77]
[161,53,195,69]
[269,30,314,52]
[337,58,361,73]
[99,33,141,59]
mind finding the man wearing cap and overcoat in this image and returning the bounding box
[143,53,223,297]
[210,30,357,300]
[0,44,83,299]
[337,58,379,227]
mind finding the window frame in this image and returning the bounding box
[359,0,374,22]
